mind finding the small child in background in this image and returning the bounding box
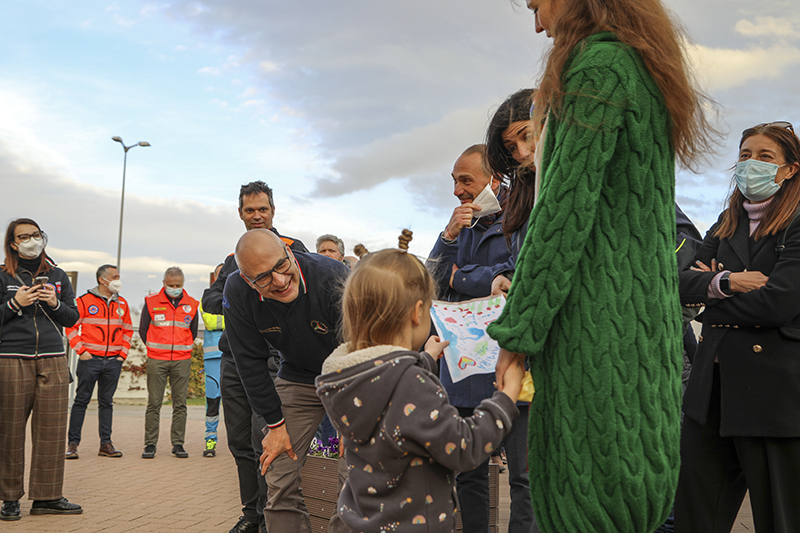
[316,232,523,533]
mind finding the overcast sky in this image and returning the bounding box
[2,0,799,308]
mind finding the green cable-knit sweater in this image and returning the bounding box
[488,32,682,533]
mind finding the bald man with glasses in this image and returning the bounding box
[223,229,350,533]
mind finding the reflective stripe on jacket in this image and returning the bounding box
[65,288,134,358]
[200,303,224,331]
[144,288,199,360]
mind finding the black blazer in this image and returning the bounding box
[680,208,800,437]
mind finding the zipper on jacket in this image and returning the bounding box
[105,297,111,357]
[33,301,40,357]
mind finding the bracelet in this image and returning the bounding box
[8,297,22,315]
[442,229,456,243]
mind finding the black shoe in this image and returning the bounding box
[142,444,156,459]
[171,444,188,458]
[30,497,82,515]
[1,501,20,521]
[228,516,259,533]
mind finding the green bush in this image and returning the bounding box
[188,341,206,399]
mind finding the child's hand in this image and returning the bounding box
[424,335,449,359]
[499,356,524,402]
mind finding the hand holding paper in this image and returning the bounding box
[424,335,449,359]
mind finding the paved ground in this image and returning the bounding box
[9,403,242,532]
[8,402,756,532]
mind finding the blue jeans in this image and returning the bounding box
[67,356,124,445]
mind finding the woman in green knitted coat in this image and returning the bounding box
[488,0,716,531]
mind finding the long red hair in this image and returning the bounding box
[532,0,717,170]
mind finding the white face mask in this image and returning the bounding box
[103,278,122,294]
[17,238,44,259]
[165,286,183,298]
[471,182,501,219]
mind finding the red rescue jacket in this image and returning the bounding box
[66,288,133,358]
[143,288,199,361]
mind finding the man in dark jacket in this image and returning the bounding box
[224,229,349,533]
[426,144,537,533]
[202,181,308,533]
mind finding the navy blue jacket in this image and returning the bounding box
[223,252,348,426]
[426,213,514,408]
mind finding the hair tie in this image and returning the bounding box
[398,229,413,251]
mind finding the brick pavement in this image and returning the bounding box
[6,402,756,532]
[8,403,242,532]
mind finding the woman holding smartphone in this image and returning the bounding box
[0,218,81,521]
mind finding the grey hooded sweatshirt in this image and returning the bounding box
[316,344,518,533]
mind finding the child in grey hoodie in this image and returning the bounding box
[316,241,523,533]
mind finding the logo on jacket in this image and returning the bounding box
[117,308,125,316]
[259,326,281,334]
[182,305,192,313]
[311,321,329,334]
[184,315,192,324]
[55,282,62,294]
[88,305,99,315]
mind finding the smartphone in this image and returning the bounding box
[32,276,49,288]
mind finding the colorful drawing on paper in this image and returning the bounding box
[430,295,506,383]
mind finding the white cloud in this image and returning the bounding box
[198,66,221,75]
[112,14,136,27]
[685,42,800,91]
[735,16,799,39]
[259,61,279,73]
[241,99,266,109]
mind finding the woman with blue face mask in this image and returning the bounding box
[675,122,800,531]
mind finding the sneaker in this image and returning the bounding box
[65,443,79,460]
[203,439,216,457]
[142,444,156,459]
[30,497,82,515]
[1,501,20,521]
[228,516,259,533]
[98,442,123,457]
[171,444,189,458]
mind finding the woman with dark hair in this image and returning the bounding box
[487,0,716,531]
[676,123,800,531]
[0,218,81,521]
[485,88,538,295]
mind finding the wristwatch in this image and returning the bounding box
[719,272,732,296]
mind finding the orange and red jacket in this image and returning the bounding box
[66,288,134,359]
[143,288,199,361]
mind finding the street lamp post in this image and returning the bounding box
[112,136,151,271]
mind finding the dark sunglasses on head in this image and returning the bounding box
[747,121,794,134]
